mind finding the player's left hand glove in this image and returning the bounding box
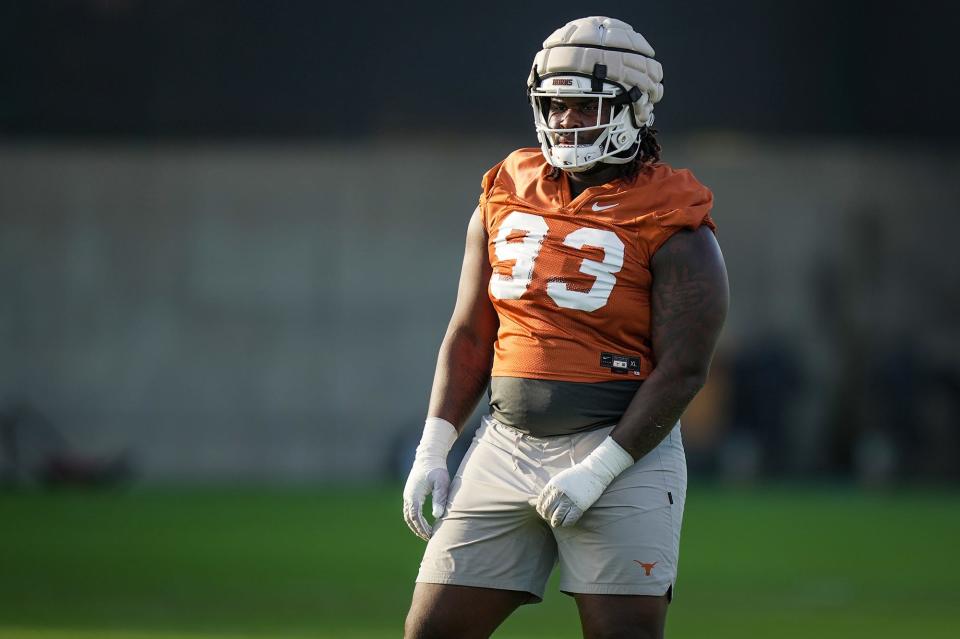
[535,436,634,528]
[402,417,458,541]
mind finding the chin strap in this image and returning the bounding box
[612,86,643,106]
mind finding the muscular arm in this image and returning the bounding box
[426,206,499,432]
[610,226,729,459]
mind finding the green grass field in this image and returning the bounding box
[1,484,958,638]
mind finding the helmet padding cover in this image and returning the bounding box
[528,16,664,127]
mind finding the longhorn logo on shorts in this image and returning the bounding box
[634,560,657,576]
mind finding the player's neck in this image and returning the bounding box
[565,163,622,198]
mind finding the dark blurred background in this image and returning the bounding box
[2,0,958,141]
[1,0,958,486]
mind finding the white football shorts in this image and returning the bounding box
[416,415,687,602]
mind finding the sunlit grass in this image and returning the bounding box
[1,485,958,638]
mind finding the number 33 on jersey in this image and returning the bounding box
[480,148,716,384]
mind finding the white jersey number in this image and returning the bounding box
[490,212,624,312]
[489,211,549,300]
[546,227,624,311]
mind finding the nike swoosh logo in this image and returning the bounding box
[592,202,619,211]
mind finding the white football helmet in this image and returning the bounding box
[528,17,665,172]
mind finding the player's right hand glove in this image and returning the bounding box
[402,417,458,541]
[535,435,634,528]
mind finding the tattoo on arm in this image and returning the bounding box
[651,228,729,379]
[612,227,729,459]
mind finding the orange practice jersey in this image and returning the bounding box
[480,148,715,383]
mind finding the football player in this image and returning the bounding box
[403,16,729,639]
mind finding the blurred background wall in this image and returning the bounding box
[1,0,958,484]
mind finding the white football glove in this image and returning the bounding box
[535,436,634,528]
[402,417,458,541]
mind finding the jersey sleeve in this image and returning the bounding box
[641,167,716,261]
[478,159,507,230]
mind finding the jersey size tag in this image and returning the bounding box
[600,352,641,375]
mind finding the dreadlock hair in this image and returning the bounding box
[546,126,662,182]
